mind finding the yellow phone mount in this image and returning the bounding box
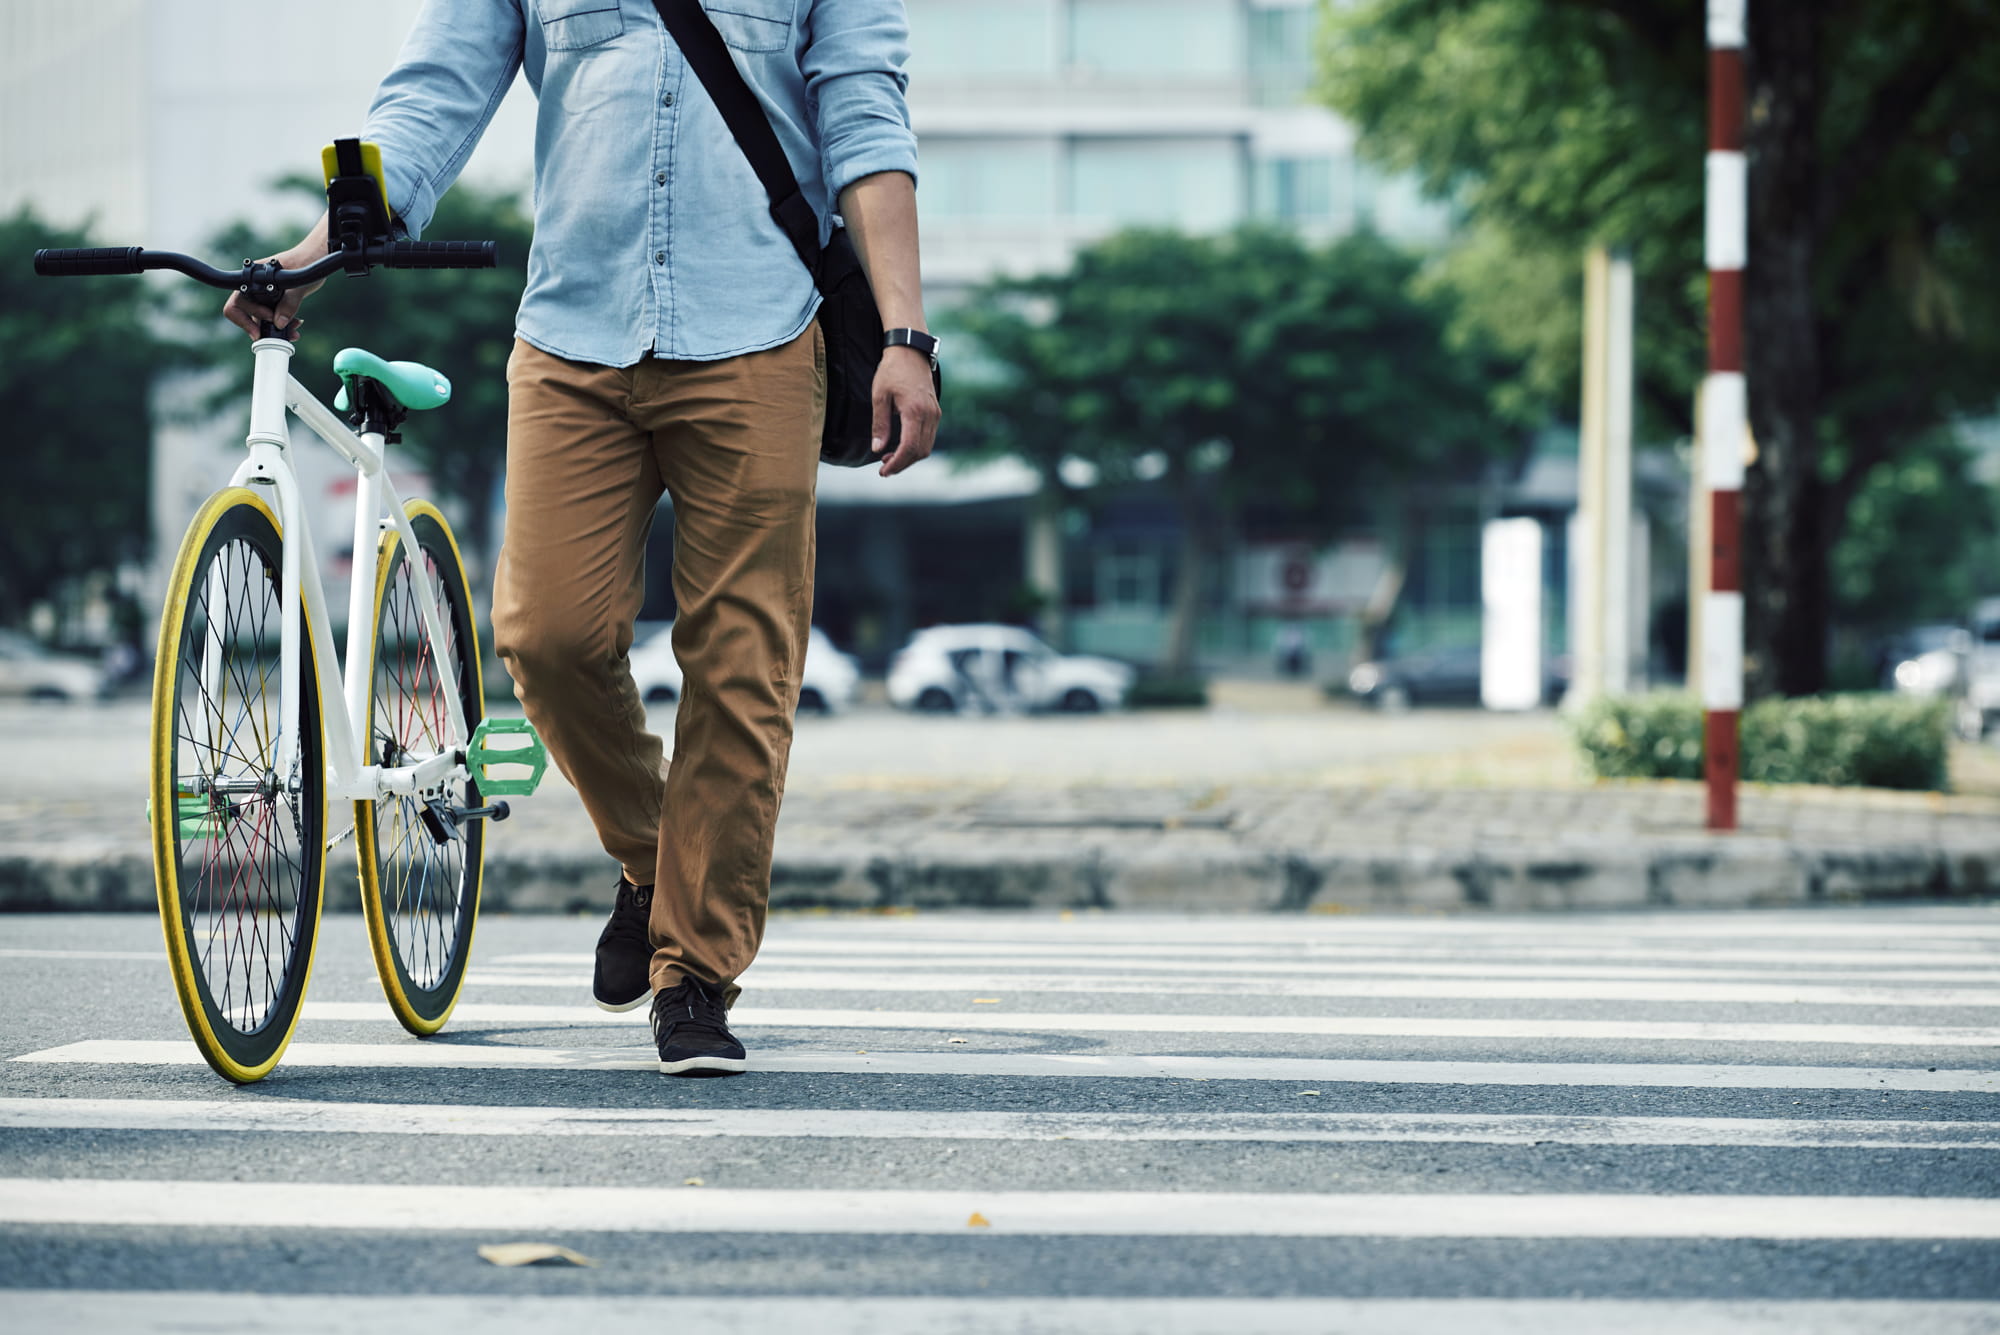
[321,138,394,274]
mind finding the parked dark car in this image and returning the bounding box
[1345,645,1567,710]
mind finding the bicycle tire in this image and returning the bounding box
[150,488,326,1084]
[355,500,485,1034]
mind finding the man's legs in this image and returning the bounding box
[633,326,825,1004]
[491,340,666,886]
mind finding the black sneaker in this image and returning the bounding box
[651,977,747,1077]
[592,876,654,1013]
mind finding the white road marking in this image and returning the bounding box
[15,1294,2000,1335]
[0,948,164,962]
[2,1097,1992,1149]
[498,942,2000,967]
[16,1040,1998,1092]
[302,1001,2000,1047]
[466,969,2000,1008]
[4,1178,1997,1238]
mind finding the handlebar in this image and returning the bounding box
[32,241,497,288]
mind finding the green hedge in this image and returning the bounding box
[1570,692,1951,791]
[1127,672,1210,709]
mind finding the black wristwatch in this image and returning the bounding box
[883,327,940,367]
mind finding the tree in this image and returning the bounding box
[1832,430,1998,635]
[0,209,182,631]
[950,227,1513,674]
[198,177,533,570]
[1318,0,2000,697]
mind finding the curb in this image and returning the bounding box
[7,836,1998,914]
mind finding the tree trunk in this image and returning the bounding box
[1741,3,1827,698]
[1026,470,1067,650]
[1161,455,1205,678]
[1355,497,1418,667]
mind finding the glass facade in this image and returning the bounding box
[1068,0,1243,78]
[1070,137,1243,229]
[1247,3,1315,106]
[905,0,1059,79]
[919,138,1060,221]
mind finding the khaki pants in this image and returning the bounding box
[491,328,824,1000]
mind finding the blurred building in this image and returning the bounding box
[826,0,1474,669]
[4,0,1510,675]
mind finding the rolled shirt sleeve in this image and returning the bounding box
[801,0,919,200]
[360,0,527,238]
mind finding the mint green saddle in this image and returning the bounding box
[332,347,451,413]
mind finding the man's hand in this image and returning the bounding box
[871,345,940,477]
[222,210,332,339]
[838,172,938,477]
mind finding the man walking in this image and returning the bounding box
[225,0,937,1077]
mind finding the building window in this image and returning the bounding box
[1070,137,1245,229]
[918,138,1059,222]
[1247,3,1315,106]
[1096,544,1163,611]
[906,0,1059,79]
[1254,156,1334,225]
[1068,0,1242,79]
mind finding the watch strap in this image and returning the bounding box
[883,328,940,363]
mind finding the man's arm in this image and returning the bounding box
[802,0,934,475]
[840,171,938,476]
[222,0,525,338]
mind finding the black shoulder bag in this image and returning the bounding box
[651,0,937,467]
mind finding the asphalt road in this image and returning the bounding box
[2,905,1998,1332]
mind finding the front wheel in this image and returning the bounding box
[151,488,326,1084]
[356,501,485,1035]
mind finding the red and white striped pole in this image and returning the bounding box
[1702,0,1746,830]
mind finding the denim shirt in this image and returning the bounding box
[362,0,918,365]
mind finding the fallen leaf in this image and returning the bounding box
[967,1212,991,1228]
[1299,1090,1322,1097]
[972,998,1000,1004]
[478,1243,598,1268]
[855,1049,869,1055]
[947,1037,968,1044]
[684,1177,705,1186]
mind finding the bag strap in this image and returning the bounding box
[650,0,822,279]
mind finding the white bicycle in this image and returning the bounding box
[34,140,546,1083]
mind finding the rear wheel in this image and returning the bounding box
[355,502,484,1035]
[150,489,325,1084]
[1061,687,1101,713]
[916,686,956,714]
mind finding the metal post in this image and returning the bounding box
[1703,0,1747,830]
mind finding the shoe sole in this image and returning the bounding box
[659,1055,748,1077]
[594,990,652,1014]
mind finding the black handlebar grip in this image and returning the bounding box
[33,247,145,277]
[383,240,497,269]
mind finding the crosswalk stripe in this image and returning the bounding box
[3,1097,1992,1149]
[4,1178,1997,1238]
[466,970,2000,1007]
[498,943,2000,967]
[17,1040,1997,1091]
[299,1001,2000,1046]
[721,919,2000,941]
[16,1294,2000,1335]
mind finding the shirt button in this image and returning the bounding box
[662,91,674,106]
[655,171,667,186]
[654,251,666,265]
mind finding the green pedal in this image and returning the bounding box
[467,717,549,796]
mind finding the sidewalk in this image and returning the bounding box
[9,761,2000,914]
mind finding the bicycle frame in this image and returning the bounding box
[227,333,468,805]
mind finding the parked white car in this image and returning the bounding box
[0,629,106,701]
[886,624,1134,714]
[628,624,860,714]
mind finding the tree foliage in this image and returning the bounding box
[1318,0,2000,695]
[198,177,532,568]
[0,209,183,629]
[949,226,1514,672]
